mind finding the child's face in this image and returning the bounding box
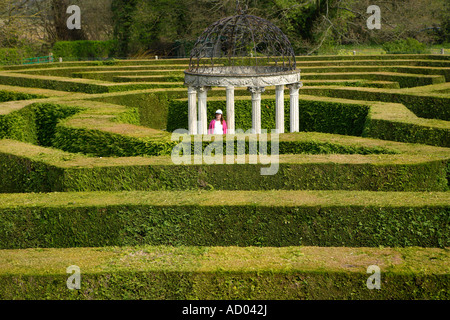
[215,113,221,120]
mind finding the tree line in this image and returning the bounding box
[0,0,448,58]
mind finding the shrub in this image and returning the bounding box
[52,40,118,60]
[382,38,427,54]
[0,90,43,103]
[0,48,22,65]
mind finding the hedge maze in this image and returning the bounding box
[0,54,449,299]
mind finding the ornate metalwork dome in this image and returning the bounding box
[188,9,296,75]
[184,3,302,136]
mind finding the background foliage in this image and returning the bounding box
[0,0,448,61]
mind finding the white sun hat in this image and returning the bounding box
[215,109,223,114]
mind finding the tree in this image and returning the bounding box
[26,0,113,44]
[111,0,138,57]
[0,0,35,47]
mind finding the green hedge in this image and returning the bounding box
[295,54,450,61]
[0,154,63,193]
[0,103,83,146]
[0,90,44,102]
[0,99,394,158]
[0,74,110,93]
[382,38,427,54]
[297,59,450,67]
[52,40,118,60]
[0,48,22,65]
[0,74,163,94]
[52,126,176,157]
[91,91,184,129]
[48,161,450,192]
[301,72,445,88]
[365,118,450,148]
[34,103,83,146]
[0,147,447,193]
[300,87,450,121]
[301,65,450,82]
[168,99,370,137]
[53,121,397,158]
[302,80,400,89]
[93,89,448,149]
[0,198,448,249]
[112,75,185,83]
[0,105,38,144]
[54,125,398,158]
[394,94,450,121]
[0,245,448,300]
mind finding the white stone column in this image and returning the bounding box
[275,85,285,134]
[287,82,302,133]
[248,87,265,134]
[226,86,235,134]
[197,86,211,135]
[188,86,197,135]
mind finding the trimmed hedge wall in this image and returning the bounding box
[0,106,38,144]
[0,270,448,300]
[49,161,450,192]
[0,99,396,158]
[92,89,448,149]
[365,118,450,148]
[295,54,450,61]
[0,245,448,299]
[167,99,370,137]
[0,202,448,249]
[0,74,111,93]
[0,154,63,193]
[53,121,397,158]
[91,91,176,130]
[34,104,84,146]
[52,126,176,157]
[299,66,450,81]
[301,72,445,88]
[0,90,43,102]
[300,87,450,121]
[0,74,164,94]
[0,148,447,193]
[0,103,83,146]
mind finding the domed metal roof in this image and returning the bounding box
[188,9,296,74]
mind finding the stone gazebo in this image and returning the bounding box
[184,9,302,135]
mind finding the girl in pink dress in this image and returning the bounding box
[208,109,228,134]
